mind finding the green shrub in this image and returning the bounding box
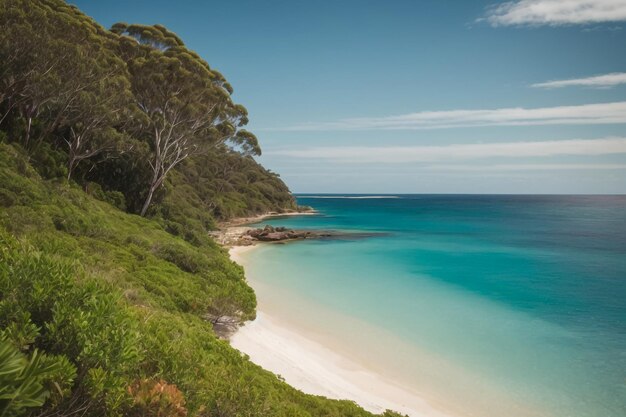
[84,182,127,211]
[30,142,68,180]
[0,339,73,417]
[0,233,140,416]
[104,190,127,211]
[153,242,209,273]
[0,143,391,416]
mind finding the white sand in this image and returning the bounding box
[229,246,454,417]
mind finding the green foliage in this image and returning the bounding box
[0,0,293,220]
[154,241,210,273]
[0,143,396,417]
[0,231,141,415]
[0,142,256,321]
[0,0,131,160]
[160,150,296,235]
[108,21,264,216]
[84,182,127,211]
[28,142,68,180]
[0,339,66,417]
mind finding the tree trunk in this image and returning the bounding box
[141,147,166,216]
[67,156,76,180]
[140,185,156,217]
[24,114,33,147]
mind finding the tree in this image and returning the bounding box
[0,0,134,176]
[60,69,136,180]
[111,24,261,216]
[0,0,68,146]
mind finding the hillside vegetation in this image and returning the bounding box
[0,0,296,226]
[0,0,403,416]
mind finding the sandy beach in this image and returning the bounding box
[228,245,454,417]
[211,210,320,246]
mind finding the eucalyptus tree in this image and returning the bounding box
[111,23,261,216]
[0,0,66,143]
[0,0,136,175]
[60,63,136,180]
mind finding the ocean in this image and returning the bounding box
[245,195,626,417]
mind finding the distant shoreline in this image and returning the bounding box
[218,208,320,229]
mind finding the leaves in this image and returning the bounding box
[0,340,66,417]
[0,142,385,417]
[0,231,138,415]
[128,378,187,417]
[114,22,259,215]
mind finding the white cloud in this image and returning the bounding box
[267,137,626,163]
[483,0,626,26]
[532,72,626,89]
[273,101,626,131]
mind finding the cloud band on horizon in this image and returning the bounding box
[269,101,626,131]
[266,137,626,163]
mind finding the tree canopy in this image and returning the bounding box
[111,22,261,215]
[0,0,273,219]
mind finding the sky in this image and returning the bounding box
[71,0,626,194]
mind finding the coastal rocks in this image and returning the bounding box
[245,225,332,242]
[212,213,388,247]
[241,225,387,243]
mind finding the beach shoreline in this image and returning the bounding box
[226,229,455,417]
[211,209,320,247]
[218,209,319,229]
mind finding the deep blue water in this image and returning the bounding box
[248,195,626,417]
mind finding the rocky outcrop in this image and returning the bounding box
[212,221,387,247]
[246,225,334,242]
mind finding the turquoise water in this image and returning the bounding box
[246,195,626,417]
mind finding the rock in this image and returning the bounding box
[257,232,288,241]
[240,225,386,244]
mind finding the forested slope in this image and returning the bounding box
[0,0,403,416]
[0,0,296,229]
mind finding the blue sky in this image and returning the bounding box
[72,0,626,193]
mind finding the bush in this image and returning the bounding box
[30,141,68,179]
[104,190,127,211]
[0,232,140,416]
[153,242,208,273]
[84,182,127,211]
[0,339,73,417]
[128,378,187,417]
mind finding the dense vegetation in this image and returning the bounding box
[0,0,296,223]
[0,1,403,416]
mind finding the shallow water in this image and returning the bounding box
[246,195,626,417]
